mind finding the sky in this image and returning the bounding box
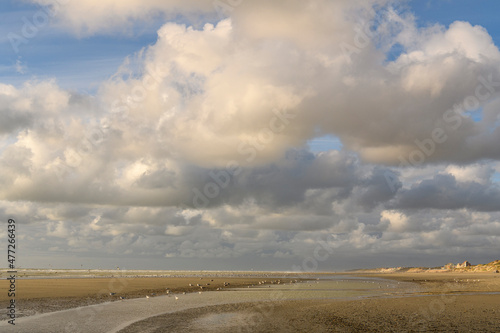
[1,0,500,271]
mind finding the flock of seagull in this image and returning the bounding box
[107,278,234,302]
[106,277,487,304]
[106,278,304,302]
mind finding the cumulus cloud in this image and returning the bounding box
[445,164,495,185]
[0,81,68,135]
[20,0,500,168]
[390,173,500,212]
[2,0,500,269]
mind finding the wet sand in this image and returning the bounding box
[119,295,500,332]
[0,278,399,333]
[0,271,499,332]
[118,272,500,332]
[0,275,301,318]
[357,271,500,293]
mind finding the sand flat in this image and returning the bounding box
[118,295,500,332]
[0,276,402,332]
[0,274,304,318]
[0,276,301,300]
[0,271,499,332]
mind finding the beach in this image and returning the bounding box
[119,272,500,332]
[3,1,500,331]
[120,295,499,332]
[0,270,304,318]
[0,270,499,332]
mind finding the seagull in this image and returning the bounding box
[175,296,179,300]
[119,296,125,300]
[109,292,116,296]
[146,295,150,299]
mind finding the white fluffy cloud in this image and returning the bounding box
[2,0,500,269]
[18,0,500,169]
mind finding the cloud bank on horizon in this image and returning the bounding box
[1,0,500,270]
